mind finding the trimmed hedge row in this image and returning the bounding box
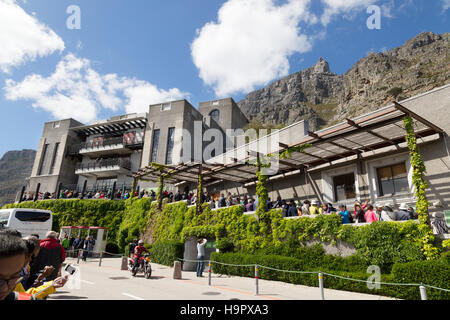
[210,252,450,300]
[149,240,184,267]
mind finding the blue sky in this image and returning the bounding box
[0,0,449,158]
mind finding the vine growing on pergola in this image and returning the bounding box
[403,115,439,259]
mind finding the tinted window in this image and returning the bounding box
[0,212,10,226]
[14,211,51,222]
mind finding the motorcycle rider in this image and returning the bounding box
[132,240,149,274]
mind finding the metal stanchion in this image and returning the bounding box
[208,262,212,286]
[255,265,259,296]
[419,286,427,300]
[99,251,103,267]
[319,272,325,300]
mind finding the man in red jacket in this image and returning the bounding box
[30,231,65,281]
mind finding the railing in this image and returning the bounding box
[75,157,132,171]
[68,135,143,155]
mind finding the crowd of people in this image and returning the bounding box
[0,229,69,300]
[274,198,419,224]
[21,189,134,202]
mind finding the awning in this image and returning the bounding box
[134,102,443,185]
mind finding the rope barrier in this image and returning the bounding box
[174,257,449,294]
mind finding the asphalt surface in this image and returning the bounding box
[47,256,396,300]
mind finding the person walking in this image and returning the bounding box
[196,238,207,277]
[81,237,90,261]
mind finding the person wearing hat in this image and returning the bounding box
[354,200,368,223]
[309,200,322,215]
[396,203,411,221]
[376,203,392,221]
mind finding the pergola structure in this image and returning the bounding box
[72,116,148,136]
[133,102,444,208]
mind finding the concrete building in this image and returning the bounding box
[25,98,249,197]
[135,84,450,214]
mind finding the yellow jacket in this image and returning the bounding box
[309,205,323,215]
[14,281,56,299]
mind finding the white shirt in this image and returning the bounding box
[197,240,207,257]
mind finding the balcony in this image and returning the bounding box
[75,157,132,177]
[69,135,143,157]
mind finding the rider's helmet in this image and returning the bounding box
[138,240,144,245]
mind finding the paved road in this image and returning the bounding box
[48,256,396,300]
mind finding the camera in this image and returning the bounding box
[65,264,77,275]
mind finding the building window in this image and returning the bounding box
[161,102,171,111]
[377,163,408,196]
[212,101,220,106]
[333,173,356,202]
[49,143,60,175]
[53,121,60,129]
[209,109,220,123]
[150,129,160,163]
[37,144,49,176]
[166,127,175,165]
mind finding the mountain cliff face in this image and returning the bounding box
[0,149,36,207]
[238,32,450,130]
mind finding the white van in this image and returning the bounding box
[0,208,53,239]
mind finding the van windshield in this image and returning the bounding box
[0,212,10,227]
[14,211,51,222]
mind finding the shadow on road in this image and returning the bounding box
[49,295,88,300]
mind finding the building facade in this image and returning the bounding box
[25,98,249,197]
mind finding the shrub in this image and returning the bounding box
[350,221,425,272]
[216,238,234,253]
[149,240,184,267]
[105,242,120,255]
[210,252,449,300]
[391,260,450,300]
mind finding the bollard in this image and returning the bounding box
[99,251,103,267]
[173,261,182,279]
[318,272,324,300]
[121,255,128,271]
[419,285,427,300]
[255,265,259,296]
[208,262,212,286]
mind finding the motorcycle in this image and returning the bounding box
[128,254,152,279]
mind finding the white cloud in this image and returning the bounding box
[443,0,450,11]
[0,0,64,73]
[4,54,189,123]
[320,0,379,26]
[191,0,314,97]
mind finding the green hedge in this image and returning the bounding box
[149,240,184,267]
[210,252,449,300]
[391,260,450,300]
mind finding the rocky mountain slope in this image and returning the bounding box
[238,32,450,130]
[0,149,36,207]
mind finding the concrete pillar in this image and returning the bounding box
[173,261,182,279]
